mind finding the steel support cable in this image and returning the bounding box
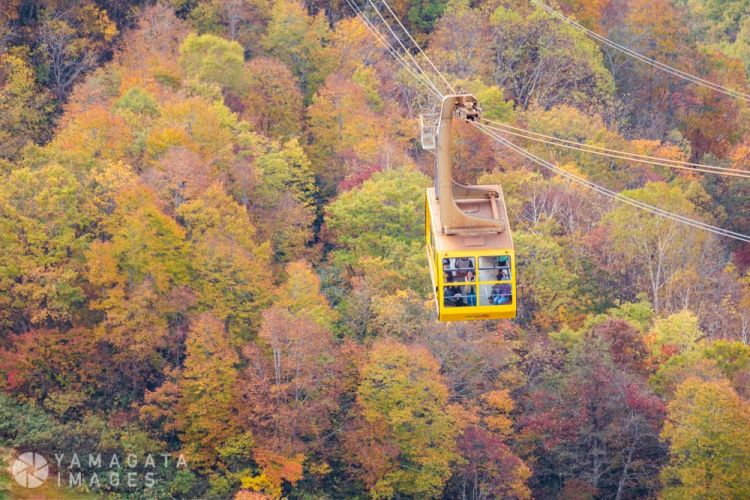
[344,0,444,99]
[378,0,457,95]
[473,122,750,242]
[345,0,442,97]
[532,0,750,102]
[478,120,750,179]
[374,0,750,176]
[351,0,749,241]
[362,0,445,97]
[480,118,750,176]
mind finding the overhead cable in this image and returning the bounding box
[345,0,750,242]
[378,0,457,94]
[479,119,750,179]
[363,0,445,97]
[344,0,444,99]
[473,122,750,242]
[532,0,750,103]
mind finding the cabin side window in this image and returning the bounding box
[478,256,512,306]
[442,257,476,307]
[478,255,512,282]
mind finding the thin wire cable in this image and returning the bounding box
[532,0,750,102]
[363,0,445,97]
[481,117,750,175]
[378,0,457,95]
[476,121,750,241]
[362,17,443,99]
[346,0,441,97]
[347,0,749,241]
[473,121,750,242]
[479,120,750,179]
[375,0,750,177]
[344,0,444,99]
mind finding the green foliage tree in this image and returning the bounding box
[325,167,431,294]
[114,86,160,119]
[489,2,614,111]
[262,0,335,101]
[514,230,585,329]
[606,295,655,333]
[650,310,704,358]
[254,138,316,211]
[651,339,750,397]
[179,33,245,94]
[407,0,449,35]
[251,137,317,262]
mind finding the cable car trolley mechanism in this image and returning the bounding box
[423,95,516,321]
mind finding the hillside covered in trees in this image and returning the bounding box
[1,0,749,498]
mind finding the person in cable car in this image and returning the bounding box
[455,257,473,270]
[491,283,512,305]
[422,94,516,320]
[444,272,463,307]
[462,270,476,306]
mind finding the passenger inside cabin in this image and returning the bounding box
[498,268,511,281]
[444,273,464,307]
[452,257,474,281]
[490,283,512,305]
[455,257,474,270]
[463,271,476,306]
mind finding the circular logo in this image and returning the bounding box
[12,452,48,489]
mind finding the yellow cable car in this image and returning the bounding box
[422,95,516,321]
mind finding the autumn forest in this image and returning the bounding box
[1,0,750,498]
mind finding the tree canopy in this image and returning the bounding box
[0,0,749,497]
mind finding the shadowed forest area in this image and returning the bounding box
[0,0,749,498]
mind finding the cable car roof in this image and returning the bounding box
[426,186,513,252]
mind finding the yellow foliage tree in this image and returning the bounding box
[355,340,463,498]
[661,377,750,499]
[178,184,273,341]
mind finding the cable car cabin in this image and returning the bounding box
[425,185,516,321]
[421,94,516,321]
